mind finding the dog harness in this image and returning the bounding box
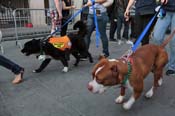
[49,36,71,51]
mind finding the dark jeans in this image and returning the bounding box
[85,12,109,56]
[61,18,69,36]
[117,13,129,40]
[134,14,156,45]
[130,15,137,39]
[0,55,23,75]
[109,18,117,40]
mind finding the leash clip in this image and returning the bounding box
[121,49,133,61]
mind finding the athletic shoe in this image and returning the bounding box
[166,69,175,76]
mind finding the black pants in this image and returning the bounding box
[109,19,117,40]
[134,14,157,45]
[61,18,69,36]
[130,16,137,39]
[117,13,129,40]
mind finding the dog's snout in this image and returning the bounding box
[87,84,93,92]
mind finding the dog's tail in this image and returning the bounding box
[73,20,87,37]
[161,29,175,48]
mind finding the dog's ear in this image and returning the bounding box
[92,58,108,78]
[111,62,124,83]
[31,39,37,43]
[111,62,118,72]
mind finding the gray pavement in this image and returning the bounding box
[0,31,175,116]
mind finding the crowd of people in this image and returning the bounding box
[0,0,175,84]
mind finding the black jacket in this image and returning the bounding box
[163,0,175,12]
[135,0,157,15]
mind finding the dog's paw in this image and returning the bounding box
[122,96,135,110]
[158,78,163,86]
[38,55,46,61]
[123,102,132,110]
[33,69,41,73]
[62,67,68,72]
[145,87,154,98]
[115,95,124,104]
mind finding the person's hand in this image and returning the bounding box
[124,9,130,21]
[71,5,76,9]
[58,13,63,20]
[161,0,168,4]
[84,1,93,7]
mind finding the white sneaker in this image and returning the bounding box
[126,40,133,45]
[80,58,88,61]
[118,40,122,45]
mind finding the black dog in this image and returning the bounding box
[21,20,93,73]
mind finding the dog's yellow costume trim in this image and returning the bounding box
[49,36,71,51]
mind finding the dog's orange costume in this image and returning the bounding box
[49,36,71,51]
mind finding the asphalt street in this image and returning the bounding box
[0,31,175,116]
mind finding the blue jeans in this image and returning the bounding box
[85,12,109,56]
[153,11,175,70]
[0,55,23,75]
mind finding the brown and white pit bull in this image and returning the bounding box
[88,30,175,110]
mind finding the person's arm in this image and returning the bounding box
[54,0,63,20]
[124,0,135,20]
[62,1,76,10]
[160,0,168,4]
[85,0,107,7]
[102,0,114,7]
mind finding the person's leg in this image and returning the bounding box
[153,13,171,45]
[98,13,109,57]
[141,14,155,45]
[117,15,122,41]
[166,12,175,75]
[61,19,68,36]
[0,55,24,84]
[134,14,143,44]
[130,16,136,39]
[50,10,57,34]
[109,18,117,41]
[123,17,129,41]
[84,14,95,50]
[152,12,173,75]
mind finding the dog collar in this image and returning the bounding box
[122,61,132,85]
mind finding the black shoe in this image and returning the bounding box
[109,38,117,42]
[166,29,171,34]
[166,70,175,76]
[100,53,109,58]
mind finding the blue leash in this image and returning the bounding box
[50,1,100,48]
[131,14,157,52]
[131,5,164,52]
[91,0,100,48]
